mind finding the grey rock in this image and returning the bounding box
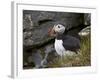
[84,13,91,25]
[23,10,84,47]
[23,14,33,30]
[78,26,90,36]
[32,50,43,68]
[44,44,54,54]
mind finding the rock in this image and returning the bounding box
[44,44,54,54]
[32,50,43,68]
[53,13,84,30]
[23,14,33,30]
[23,10,85,47]
[84,14,91,25]
[78,26,90,36]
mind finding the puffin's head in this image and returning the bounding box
[48,24,65,37]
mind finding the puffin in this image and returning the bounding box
[48,24,80,57]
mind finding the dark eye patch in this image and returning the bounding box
[58,26,60,28]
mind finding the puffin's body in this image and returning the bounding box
[55,34,80,56]
[48,24,80,56]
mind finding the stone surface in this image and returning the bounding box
[23,10,85,47]
[32,50,43,68]
[84,14,91,25]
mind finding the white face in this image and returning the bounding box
[53,24,65,34]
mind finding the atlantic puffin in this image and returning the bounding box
[48,24,80,57]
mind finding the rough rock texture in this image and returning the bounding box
[84,14,91,25]
[23,10,91,68]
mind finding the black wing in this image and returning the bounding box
[62,35,80,52]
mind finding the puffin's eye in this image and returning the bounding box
[58,26,60,28]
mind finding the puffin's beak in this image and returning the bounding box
[48,27,56,37]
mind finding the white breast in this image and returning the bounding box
[54,39,76,56]
[54,39,66,56]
